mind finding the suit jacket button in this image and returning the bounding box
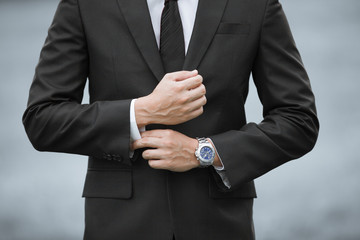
[104,154,111,160]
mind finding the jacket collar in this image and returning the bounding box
[117,0,228,80]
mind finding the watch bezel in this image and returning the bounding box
[199,145,215,163]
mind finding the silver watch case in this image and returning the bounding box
[195,138,215,167]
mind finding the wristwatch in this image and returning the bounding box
[195,138,215,167]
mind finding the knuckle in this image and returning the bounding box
[203,96,207,105]
[165,150,173,157]
[163,139,172,147]
[148,160,156,168]
[141,139,148,146]
[192,110,200,118]
[193,76,200,84]
[201,84,206,94]
[161,129,172,138]
[174,84,183,92]
[166,73,177,82]
[179,96,189,104]
[199,107,204,114]
[179,70,188,76]
[142,150,151,159]
[163,73,170,81]
[180,105,190,113]
[165,129,174,136]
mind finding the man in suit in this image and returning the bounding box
[23,0,319,239]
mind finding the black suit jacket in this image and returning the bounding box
[23,0,319,239]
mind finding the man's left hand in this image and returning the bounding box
[132,129,200,172]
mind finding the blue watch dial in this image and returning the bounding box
[200,146,215,162]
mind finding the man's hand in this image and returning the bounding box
[132,129,200,172]
[135,70,206,128]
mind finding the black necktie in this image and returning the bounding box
[160,0,185,73]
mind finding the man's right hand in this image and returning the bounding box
[135,70,206,128]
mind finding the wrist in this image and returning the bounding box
[134,96,154,128]
[212,154,222,167]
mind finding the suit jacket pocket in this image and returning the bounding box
[216,22,250,35]
[209,174,257,199]
[82,169,132,199]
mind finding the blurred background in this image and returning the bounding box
[0,0,359,239]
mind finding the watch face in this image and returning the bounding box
[200,146,215,162]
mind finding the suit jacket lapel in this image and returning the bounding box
[117,0,165,81]
[183,0,229,71]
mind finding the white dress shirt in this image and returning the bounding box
[129,0,231,188]
[147,0,198,54]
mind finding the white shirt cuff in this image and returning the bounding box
[208,138,231,189]
[129,99,145,157]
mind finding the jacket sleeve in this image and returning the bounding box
[22,0,132,163]
[210,0,319,189]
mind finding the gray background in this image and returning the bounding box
[0,0,359,239]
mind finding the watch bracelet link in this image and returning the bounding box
[196,137,208,144]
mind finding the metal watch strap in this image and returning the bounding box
[196,137,208,144]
